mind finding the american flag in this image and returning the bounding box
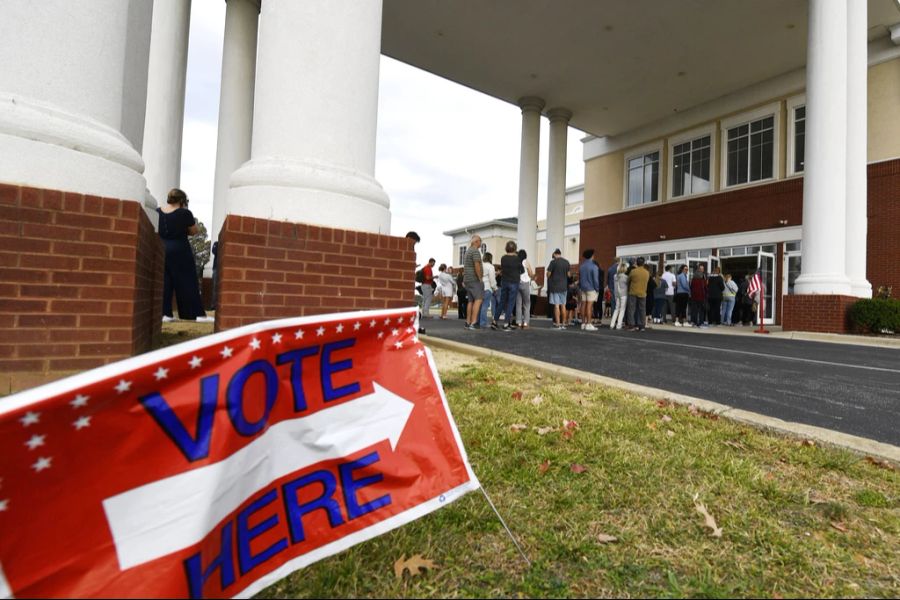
[747,272,763,296]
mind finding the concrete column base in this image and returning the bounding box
[215,215,415,331]
[0,183,163,393]
[782,294,858,334]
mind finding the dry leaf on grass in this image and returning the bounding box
[570,463,588,474]
[536,426,555,436]
[509,423,528,432]
[799,439,816,447]
[531,394,544,406]
[561,430,574,440]
[511,390,523,401]
[539,459,551,474]
[865,456,895,471]
[646,421,657,431]
[830,521,849,533]
[535,373,543,379]
[723,440,748,451]
[806,490,829,505]
[688,404,700,416]
[596,533,618,544]
[393,554,437,579]
[661,415,672,423]
[666,430,676,438]
[563,419,580,430]
[656,399,672,408]
[692,494,723,538]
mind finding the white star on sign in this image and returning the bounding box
[409,315,416,323]
[24,434,45,450]
[271,333,282,344]
[413,336,419,344]
[153,366,169,381]
[31,457,52,472]
[377,332,384,339]
[353,322,361,331]
[189,355,203,369]
[369,320,376,328]
[70,394,89,409]
[220,346,234,358]
[73,416,92,430]
[20,412,40,427]
[391,329,399,337]
[416,349,425,358]
[114,379,132,394]
[336,323,344,333]
[0,499,8,512]
[406,327,414,334]
[394,341,403,349]
[294,329,305,340]
[316,326,326,336]
[383,318,391,326]
[249,338,262,350]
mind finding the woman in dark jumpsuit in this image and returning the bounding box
[157,188,209,321]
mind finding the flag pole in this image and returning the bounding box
[755,283,769,334]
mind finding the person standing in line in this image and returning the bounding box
[606,262,617,321]
[499,241,522,331]
[462,235,484,330]
[707,265,725,326]
[661,265,677,324]
[652,272,668,324]
[157,188,211,323]
[645,271,657,328]
[721,273,738,326]
[626,257,650,331]
[479,252,497,328]
[420,258,436,319]
[610,262,629,330]
[578,249,601,331]
[675,264,691,327]
[455,267,467,319]
[515,249,535,329]
[592,256,606,325]
[546,248,571,330]
[690,264,708,328]
[437,264,455,319]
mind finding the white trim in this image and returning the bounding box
[719,101,782,190]
[785,94,807,177]
[666,123,717,201]
[622,140,664,209]
[616,226,802,257]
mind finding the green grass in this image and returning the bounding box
[263,358,900,598]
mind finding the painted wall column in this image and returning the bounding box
[845,0,871,298]
[0,0,148,202]
[794,0,851,296]
[227,0,389,233]
[516,96,544,258]
[142,0,192,208]
[211,0,259,243]
[545,107,572,263]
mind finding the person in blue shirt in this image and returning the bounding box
[675,264,691,327]
[578,249,601,331]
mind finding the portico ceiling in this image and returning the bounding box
[381,0,900,138]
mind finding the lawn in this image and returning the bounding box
[263,349,899,599]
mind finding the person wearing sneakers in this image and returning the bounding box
[674,264,690,327]
[610,262,629,329]
[499,241,522,331]
[661,265,677,324]
[546,248,570,329]
[462,234,484,330]
[480,252,498,329]
[578,249,601,331]
[626,257,650,331]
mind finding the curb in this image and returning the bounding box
[423,335,900,465]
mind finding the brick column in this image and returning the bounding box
[215,215,415,330]
[0,184,163,393]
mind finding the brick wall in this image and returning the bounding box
[782,294,857,333]
[867,159,900,296]
[0,184,163,393]
[216,215,416,330]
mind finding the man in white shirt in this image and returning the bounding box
[479,252,498,328]
[661,265,677,324]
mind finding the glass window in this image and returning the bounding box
[626,151,660,207]
[458,245,466,266]
[672,135,711,198]
[785,240,801,252]
[794,105,805,173]
[727,116,774,186]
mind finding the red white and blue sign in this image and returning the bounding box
[0,308,479,598]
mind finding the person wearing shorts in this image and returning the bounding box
[462,234,484,330]
[578,249,600,331]
[546,248,570,329]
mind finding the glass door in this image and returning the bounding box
[709,255,720,274]
[757,251,776,324]
[783,252,802,296]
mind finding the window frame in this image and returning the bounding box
[666,123,717,201]
[786,94,806,177]
[622,140,664,210]
[719,102,781,190]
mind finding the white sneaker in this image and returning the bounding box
[581,324,586,330]
[674,321,682,327]
[195,316,215,323]
[162,316,175,323]
[585,324,598,331]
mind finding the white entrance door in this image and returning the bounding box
[757,251,776,324]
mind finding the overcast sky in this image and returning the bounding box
[180,3,585,268]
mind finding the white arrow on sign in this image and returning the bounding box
[103,382,414,570]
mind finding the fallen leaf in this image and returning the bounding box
[511,390,523,401]
[723,440,747,451]
[646,421,657,430]
[539,459,551,474]
[688,404,700,416]
[656,399,671,408]
[536,426,555,435]
[535,373,543,379]
[561,430,574,441]
[772,593,784,599]
[596,533,618,544]
[865,456,896,471]
[570,463,588,474]
[830,521,849,533]
[531,394,544,406]
[692,494,723,538]
[394,554,437,579]
[801,439,816,447]
[807,490,829,505]
[666,430,676,438]
[563,419,580,430]
[661,415,673,423]
[509,423,528,432]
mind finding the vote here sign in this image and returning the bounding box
[0,308,479,598]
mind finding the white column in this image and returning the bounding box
[142,0,192,207]
[227,0,389,233]
[845,0,872,298]
[211,0,259,242]
[516,96,544,258]
[794,0,851,296]
[0,0,147,202]
[545,107,572,263]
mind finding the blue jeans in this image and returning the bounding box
[499,281,519,325]
[721,297,736,324]
[479,289,494,327]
